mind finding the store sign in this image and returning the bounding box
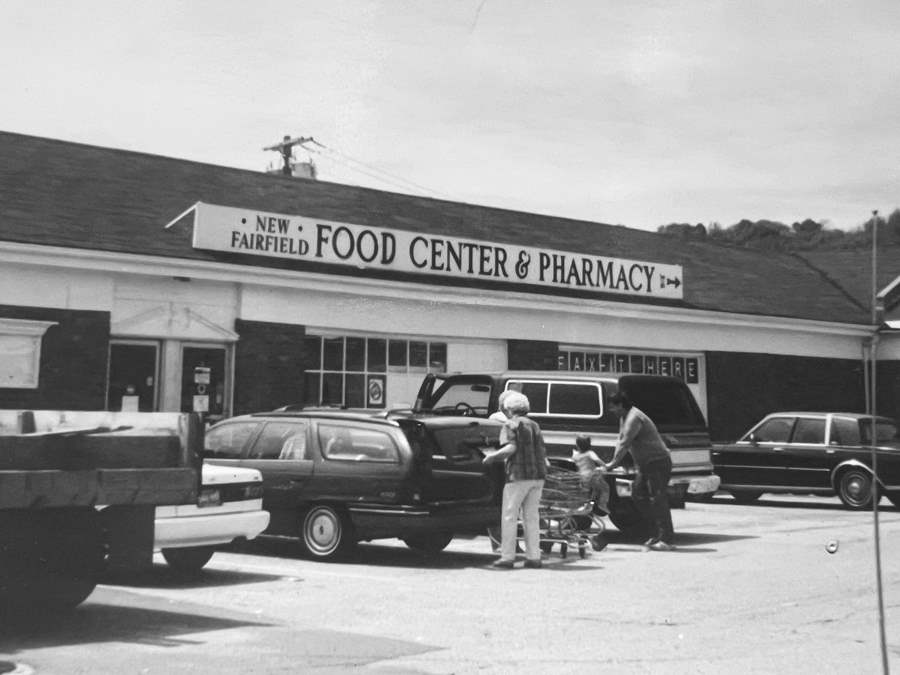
[559,349,700,384]
[169,202,684,299]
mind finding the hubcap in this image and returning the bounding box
[306,510,339,553]
[843,472,870,505]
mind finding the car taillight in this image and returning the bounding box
[243,484,264,499]
[197,487,222,507]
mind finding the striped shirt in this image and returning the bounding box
[504,416,548,481]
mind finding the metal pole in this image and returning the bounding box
[869,209,889,674]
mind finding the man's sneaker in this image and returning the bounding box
[649,541,675,551]
[590,535,608,552]
[523,559,542,569]
[492,559,515,569]
[643,537,660,547]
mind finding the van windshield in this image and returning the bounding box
[620,376,707,429]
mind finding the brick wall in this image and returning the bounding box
[234,319,311,414]
[0,305,110,409]
[507,339,559,370]
[703,351,895,442]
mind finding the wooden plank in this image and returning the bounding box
[0,468,198,509]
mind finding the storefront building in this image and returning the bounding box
[1,131,897,441]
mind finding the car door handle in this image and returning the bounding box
[771,447,784,452]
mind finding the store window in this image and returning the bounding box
[303,335,446,409]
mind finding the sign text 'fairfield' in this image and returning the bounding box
[171,202,684,299]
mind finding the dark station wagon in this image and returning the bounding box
[712,412,900,509]
[203,410,503,560]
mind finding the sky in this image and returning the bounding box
[3,0,900,232]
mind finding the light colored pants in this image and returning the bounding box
[499,479,545,563]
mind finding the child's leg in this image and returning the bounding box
[591,470,610,513]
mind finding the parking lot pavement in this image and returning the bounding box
[3,496,899,674]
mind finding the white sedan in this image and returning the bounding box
[154,463,270,572]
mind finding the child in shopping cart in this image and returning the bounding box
[571,434,610,515]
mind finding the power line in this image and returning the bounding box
[302,138,447,199]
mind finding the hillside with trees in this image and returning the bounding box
[657,208,900,252]
[658,209,900,312]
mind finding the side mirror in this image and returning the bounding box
[748,432,759,445]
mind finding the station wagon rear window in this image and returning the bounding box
[506,380,602,418]
[318,424,400,463]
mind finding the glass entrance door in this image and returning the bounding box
[180,346,227,420]
[108,342,159,411]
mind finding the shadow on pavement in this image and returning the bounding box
[695,494,899,512]
[238,535,498,570]
[0,589,272,652]
[600,529,757,547]
[102,563,281,589]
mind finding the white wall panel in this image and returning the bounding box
[112,276,238,340]
[239,284,866,360]
[1,263,112,310]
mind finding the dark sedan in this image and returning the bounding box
[203,410,503,560]
[712,412,900,509]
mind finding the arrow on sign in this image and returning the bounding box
[661,276,682,289]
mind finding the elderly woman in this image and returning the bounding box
[482,391,547,569]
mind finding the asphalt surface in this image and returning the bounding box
[1,494,898,674]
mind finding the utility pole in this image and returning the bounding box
[263,135,314,176]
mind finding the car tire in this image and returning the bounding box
[300,505,355,561]
[161,546,216,573]
[402,532,454,555]
[837,467,877,510]
[729,489,763,504]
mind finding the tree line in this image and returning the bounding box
[657,209,900,251]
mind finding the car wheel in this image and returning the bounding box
[402,532,454,555]
[300,505,355,561]
[161,546,216,573]
[730,489,763,504]
[837,468,876,510]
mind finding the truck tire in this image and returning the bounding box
[0,507,105,614]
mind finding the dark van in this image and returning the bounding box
[411,371,720,536]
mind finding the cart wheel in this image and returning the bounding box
[578,544,587,559]
[540,541,554,554]
[560,543,568,558]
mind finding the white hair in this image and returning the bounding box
[502,391,530,415]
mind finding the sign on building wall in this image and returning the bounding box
[559,348,700,384]
[169,202,684,300]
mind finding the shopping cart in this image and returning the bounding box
[538,464,606,558]
[487,464,607,559]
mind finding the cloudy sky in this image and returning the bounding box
[3,1,899,231]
